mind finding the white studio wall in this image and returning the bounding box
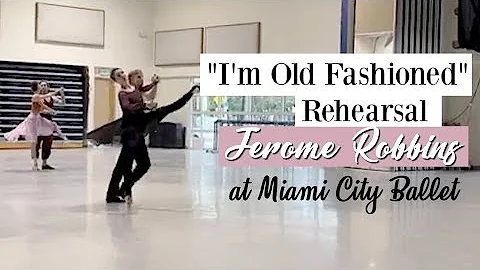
[152,0,342,131]
[204,22,260,54]
[0,0,155,132]
[154,0,341,77]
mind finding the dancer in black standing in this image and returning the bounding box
[106,68,199,203]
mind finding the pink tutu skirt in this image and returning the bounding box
[4,113,56,141]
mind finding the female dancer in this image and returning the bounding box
[128,69,158,111]
[4,81,60,170]
[35,81,67,170]
[127,69,159,141]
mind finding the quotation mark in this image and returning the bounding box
[208,63,236,74]
[209,63,216,73]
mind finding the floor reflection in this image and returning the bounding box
[0,148,477,269]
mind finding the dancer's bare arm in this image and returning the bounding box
[139,82,157,93]
[139,74,159,93]
[52,96,65,106]
[32,90,59,102]
[142,85,157,102]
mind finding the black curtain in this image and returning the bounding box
[458,0,480,52]
[0,61,88,141]
[394,0,442,53]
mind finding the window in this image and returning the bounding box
[285,96,294,113]
[192,113,202,129]
[251,97,283,113]
[207,96,219,112]
[225,96,247,112]
[191,78,294,149]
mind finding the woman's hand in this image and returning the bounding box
[151,74,160,84]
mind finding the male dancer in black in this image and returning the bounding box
[106,68,199,203]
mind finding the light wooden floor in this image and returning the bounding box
[0,140,83,149]
[0,147,478,270]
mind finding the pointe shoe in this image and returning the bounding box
[119,185,133,206]
[124,194,133,206]
[190,85,200,94]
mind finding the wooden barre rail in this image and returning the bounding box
[0,141,84,150]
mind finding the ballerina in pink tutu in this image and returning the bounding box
[4,81,60,170]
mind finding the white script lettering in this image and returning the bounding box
[352,127,464,166]
[224,127,341,161]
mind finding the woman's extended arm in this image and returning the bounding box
[32,90,59,101]
[52,88,66,105]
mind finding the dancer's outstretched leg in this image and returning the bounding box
[141,85,199,124]
[53,123,67,140]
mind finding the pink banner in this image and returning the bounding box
[218,126,469,167]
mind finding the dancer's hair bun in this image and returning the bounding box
[31,81,39,92]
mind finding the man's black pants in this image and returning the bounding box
[107,128,151,198]
[36,113,54,160]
